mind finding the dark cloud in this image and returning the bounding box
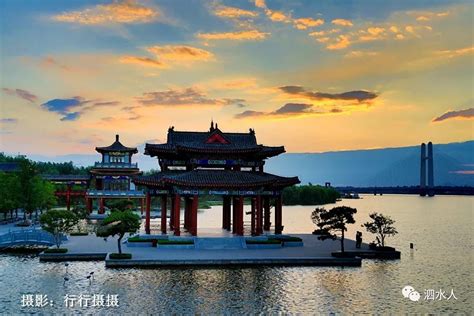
[93,101,120,107]
[233,100,361,119]
[274,103,313,114]
[432,108,474,122]
[41,97,89,121]
[137,88,246,107]
[235,103,317,119]
[279,85,378,102]
[234,110,266,119]
[60,112,81,121]
[0,118,18,124]
[41,97,119,121]
[2,88,38,103]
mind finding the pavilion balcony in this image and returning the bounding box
[94,162,138,169]
[86,189,145,198]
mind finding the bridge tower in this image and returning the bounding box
[419,142,434,196]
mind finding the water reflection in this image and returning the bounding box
[0,195,472,314]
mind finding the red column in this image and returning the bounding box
[161,195,167,234]
[250,197,256,235]
[173,194,181,236]
[145,193,151,234]
[140,198,144,215]
[184,197,192,231]
[263,196,271,231]
[86,198,92,214]
[236,196,244,236]
[190,195,198,236]
[222,196,231,230]
[99,198,104,214]
[66,184,71,211]
[170,196,175,230]
[256,195,263,235]
[275,195,283,234]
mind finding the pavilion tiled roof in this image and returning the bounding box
[144,126,285,157]
[96,134,138,154]
[133,170,300,189]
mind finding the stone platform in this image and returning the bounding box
[39,233,369,267]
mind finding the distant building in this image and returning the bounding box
[87,135,144,213]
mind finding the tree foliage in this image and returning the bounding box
[0,172,21,219]
[0,157,57,219]
[40,209,79,248]
[96,210,141,254]
[106,199,135,212]
[363,212,398,247]
[282,185,340,205]
[316,206,357,253]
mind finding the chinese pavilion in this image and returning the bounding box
[86,135,144,213]
[133,122,300,236]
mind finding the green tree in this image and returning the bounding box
[40,210,79,248]
[0,172,21,219]
[363,212,398,247]
[96,210,141,254]
[317,206,357,253]
[33,178,57,213]
[282,185,340,206]
[106,199,134,212]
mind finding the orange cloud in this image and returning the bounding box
[214,5,258,18]
[436,46,474,59]
[326,35,351,50]
[120,45,214,69]
[345,50,378,58]
[293,18,324,30]
[119,56,165,68]
[254,0,266,9]
[146,45,214,62]
[267,10,290,22]
[52,0,159,25]
[197,30,269,41]
[332,19,353,27]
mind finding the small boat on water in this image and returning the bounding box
[341,192,360,199]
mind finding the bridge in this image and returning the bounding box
[0,229,61,249]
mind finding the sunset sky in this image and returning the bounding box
[1,0,472,157]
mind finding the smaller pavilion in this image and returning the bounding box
[86,135,144,213]
[133,122,300,236]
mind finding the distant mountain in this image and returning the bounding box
[265,141,474,187]
[13,141,474,187]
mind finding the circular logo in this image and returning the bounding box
[409,291,421,302]
[402,285,415,298]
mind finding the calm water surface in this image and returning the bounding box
[0,195,472,314]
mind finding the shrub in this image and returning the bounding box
[271,236,302,242]
[70,232,88,236]
[109,253,132,259]
[44,248,68,253]
[128,236,155,243]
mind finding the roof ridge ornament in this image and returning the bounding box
[115,134,119,142]
[210,120,215,132]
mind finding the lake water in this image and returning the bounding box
[0,195,472,314]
